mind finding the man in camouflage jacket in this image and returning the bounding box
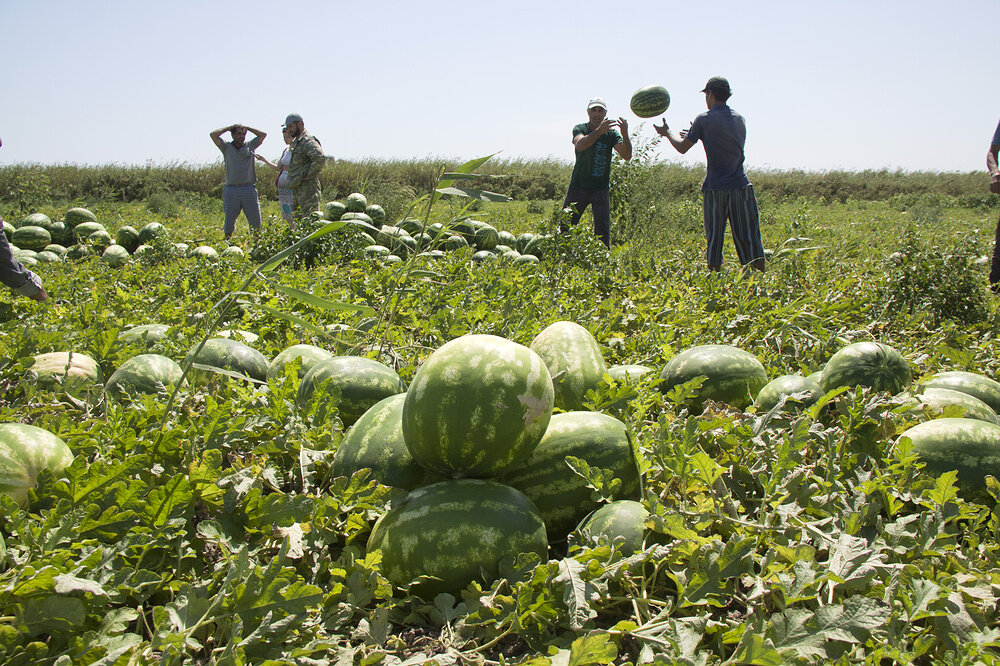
[284,113,326,218]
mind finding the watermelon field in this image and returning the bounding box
[3,152,1000,665]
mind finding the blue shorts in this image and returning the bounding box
[702,185,764,267]
[223,184,262,235]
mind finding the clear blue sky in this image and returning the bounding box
[2,0,997,174]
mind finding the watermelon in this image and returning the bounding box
[138,222,166,244]
[820,342,910,395]
[48,221,72,246]
[266,343,335,383]
[102,244,131,268]
[116,226,141,253]
[754,374,823,412]
[184,338,269,385]
[66,244,95,261]
[498,230,517,247]
[221,246,245,260]
[43,244,68,259]
[530,321,608,411]
[659,344,768,411]
[333,394,440,491]
[426,222,446,239]
[630,85,671,118]
[17,255,38,267]
[900,418,1000,497]
[442,235,469,252]
[64,207,97,228]
[217,329,259,344]
[577,500,651,554]
[73,221,106,241]
[471,250,496,263]
[189,246,219,260]
[366,478,547,597]
[120,323,170,346]
[402,334,554,478]
[344,192,368,213]
[11,226,51,252]
[806,369,824,385]
[30,351,103,396]
[904,388,999,425]
[365,204,386,224]
[382,255,403,265]
[18,213,52,230]
[458,220,499,251]
[514,254,539,265]
[607,364,654,382]
[297,356,406,427]
[515,233,536,254]
[34,251,61,264]
[88,229,113,251]
[340,212,374,225]
[323,201,346,220]
[397,218,425,236]
[0,424,74,505]
[105,353,184,400]
[497,411,641,542]
[364,244,391,258]
[925,371,1000,415]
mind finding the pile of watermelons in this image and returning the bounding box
[6,325,1000,598]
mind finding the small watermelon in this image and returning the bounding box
[30,351,103,397]
[577,500,651,554]
[820,341,910,395]
[530,321,608,411]
[297,356,406,427]
[323,201,346,221]
[754,374,823,412]
[138,222,166,244]
[18,213,52,230]
[116,226,141,253]
[266,344,335,383]
[102,244,131,268]
[904,388,998,425]
[344,192,368,213]
[900,418,1000,498]
[105,353,184,400]
[64,207,98,228]
[11,226,51,252]
[659,344,768,411]
[0,423,74,505]
[630,85,671,118]
[184,338,269,385]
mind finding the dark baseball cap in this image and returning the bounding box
[284,113,304,125]
[700,77,731,95]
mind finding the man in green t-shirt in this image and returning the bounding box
[562,98,632,247]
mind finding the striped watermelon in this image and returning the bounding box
[402,334,554,478]
[18,213,53,229]
[266,344,335,383]
[900,418,1000,497]
[0,423,74,505]
[120,324,170,347]
[31,351,103,396]
[366,478,547,597]
[754,374,823,412]
[333,394,440,491]
[138,222,166,244]
[184,338,269,385]
[925,371,1000,415]
[64,207,97,228]
[630,85,671,118]
[102,244,130,267]
[74,221,106,242]
[365,205,386,224]
[345,193,368,213]
[905,388,998,425]
[323,201,346,221]
[11,226,51,252]
[659,344,767,411]
[497,411,641,543]
[577,499,651,554]
[189,246,219,260]
[297,356,405,427]
[116,226,141,253]
[105,354,184,400]
[820,342,910,395]
[530,321,608,411]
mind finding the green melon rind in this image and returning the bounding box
[754,374,823,412]
[184,338,269,385]
[530,321,608,411]
[64,207,97,228]
[901,417,1000,496]
[402,334,554,478]
[333,394,440,491]
[497,411,641,543]
[925,371,1000,416]
[659,344,768,411]
[266,344,335,383]
[367,478,547,597]
[11,226,52,252]
[0,423,74,505]
[630,85,671,118]
[577,499,650,554]
[820,341,911,395]
[297,356,406,427]
[905,388,999,425]
[31,351,103,391]
[105,354,184,399]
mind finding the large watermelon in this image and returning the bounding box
[138,222,166,244]
[345,192,368,213]
[323,201,346,221]
[0,424,74,505]
[659,344,768,411]
[332,394,440,491]
[105,354,184,400]
[904,388,998,425]
[184,338,268,385]
[820,342,910,395]
[116,226,141,253]
[102,244,131,268]
[630,85,671,118]
[18,213,53,230]
[753,374,823,412]
[73,221,106,242]
[530,321,608,411]
[577,499,651,554]
[11,226,51,252]
[30,351,103,396]
[900,418,1000,497]
[297,356,405,427]
[366,478,547,597]
[925,371,1000,415]
[365,204,386,224]
[497,411,641,543]
[402,334,554,478]
[266,344,335,383]
[64,207,97,228]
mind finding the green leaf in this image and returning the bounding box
[268,283,375,315]
[553,558,597,630]
[567,632,618,665]
[434,186,512,202]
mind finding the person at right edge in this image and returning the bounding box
[656,76,765,272]
[284,113,326,219]
[986,118,1000,293]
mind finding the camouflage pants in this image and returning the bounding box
[292,181,322,218]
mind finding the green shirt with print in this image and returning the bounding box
[569,122,622,191]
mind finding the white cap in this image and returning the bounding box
[587,98,607,110]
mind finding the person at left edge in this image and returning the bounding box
[0,137,48,301]
[210,123,267,241]
[562,97,632,248]
[986,118,1000,293]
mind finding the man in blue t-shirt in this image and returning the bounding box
[655,77,765,272]
[563,98,632,247]
[987,120,1000,292]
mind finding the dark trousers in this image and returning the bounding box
[562,186,611,247]
[991,213,1000,292]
